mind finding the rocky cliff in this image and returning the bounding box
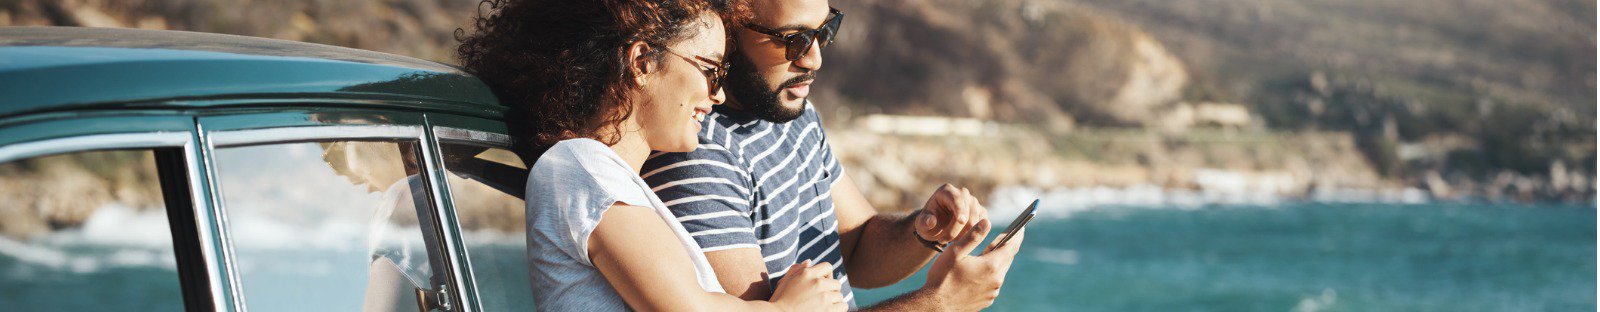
[2,0,1592,215]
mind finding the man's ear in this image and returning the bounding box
[625,41,654,86]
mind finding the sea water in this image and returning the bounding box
[2,202,1593,311]
[854,202,1596,311]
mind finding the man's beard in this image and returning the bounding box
[724,51,812,123]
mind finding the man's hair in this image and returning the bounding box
[457,0,747,153]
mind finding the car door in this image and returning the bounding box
[196,108,469,312]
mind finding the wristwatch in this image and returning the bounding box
[913,211,948,252]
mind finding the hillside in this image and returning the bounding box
[815,0,1594,203]
[1,0,1593,206]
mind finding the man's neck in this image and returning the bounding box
[712,98,759,123]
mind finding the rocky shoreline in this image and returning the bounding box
[823,115,1594,212]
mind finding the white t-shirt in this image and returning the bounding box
[525,138,725,311]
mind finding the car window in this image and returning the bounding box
[438,143,533,310]
[212,140,450,311]
[0,149,185,311]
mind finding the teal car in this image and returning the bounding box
[0,26,534,312]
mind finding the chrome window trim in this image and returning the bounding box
[209,125,423,148]
[196,122,247,312]
[420,126,477,312]
[429,125,522,311]
[0,131,231,311]
[433,126,513,147]
[0,132,190,163]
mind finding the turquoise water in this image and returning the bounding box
[853,202,1596,311]
[3,202,1593,311]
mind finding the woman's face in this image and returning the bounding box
[634,13,727,153]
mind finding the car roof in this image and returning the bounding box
[0,26,504,119]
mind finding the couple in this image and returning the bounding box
[457,0,1025,310]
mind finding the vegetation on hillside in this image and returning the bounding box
[1,0,1592,202]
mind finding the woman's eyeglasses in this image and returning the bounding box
[745,7,843,61]
[660,48,726,97]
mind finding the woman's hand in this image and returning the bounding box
[769,260,848,312]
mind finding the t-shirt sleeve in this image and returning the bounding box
[526,141,654,266]
[810,109,845,187]
[642,142,760,252]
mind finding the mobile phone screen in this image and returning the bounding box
[988,199,1038,252]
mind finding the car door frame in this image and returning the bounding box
[426,112,527,312]
[194,106,477,312]
[0,112,223,312]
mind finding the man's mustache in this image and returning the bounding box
[778,72,816,90]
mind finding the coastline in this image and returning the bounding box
[823,113,1595,213]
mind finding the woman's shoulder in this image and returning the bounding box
[530,139,622,178]
[526,138,650,207]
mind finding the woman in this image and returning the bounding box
[457,0,847,311]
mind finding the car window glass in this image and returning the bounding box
[0,149,185,311]
[438,143,532,310]
[213,140,448,311]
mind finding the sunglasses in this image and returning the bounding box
[745,7,843,61]
[660,48,727,97]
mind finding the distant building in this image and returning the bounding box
[856,114,993,137]
[1157,102,1254,132]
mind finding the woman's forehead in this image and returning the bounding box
[676,13,727,57]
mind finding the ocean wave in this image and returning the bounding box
[1030,247,1080,266]
[0,205,179,275]
[987,184,1431,222]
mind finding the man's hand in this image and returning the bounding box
[915,184,986,244]
[923,217,1026,312]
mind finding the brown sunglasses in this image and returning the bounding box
[659,48,727,97]
[745,7,843,61]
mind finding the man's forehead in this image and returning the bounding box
[750,0,830,30]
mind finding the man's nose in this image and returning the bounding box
[793,39,824,71]
[710,85,726,105]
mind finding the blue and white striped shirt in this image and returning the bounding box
[642,103,854,305]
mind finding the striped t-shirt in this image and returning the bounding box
[642,103,854,305]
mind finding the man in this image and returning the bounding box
[641,0,1026,310]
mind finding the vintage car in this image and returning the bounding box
[0,26,534,311]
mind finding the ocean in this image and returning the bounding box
[853,202,1597,311]
[2,202,1593,311]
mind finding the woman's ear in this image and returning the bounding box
[625,41,654,86]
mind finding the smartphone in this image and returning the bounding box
[987,199,1038,252]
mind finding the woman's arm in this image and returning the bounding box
[587,204,845,312]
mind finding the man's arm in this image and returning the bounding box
[866,218,1026,312]
[831,168,1028,312]
[704,174,985,300]
[834,175,984,288]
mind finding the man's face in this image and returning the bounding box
[724,0,832,122]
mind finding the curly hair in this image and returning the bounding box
[457,0,747,154]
